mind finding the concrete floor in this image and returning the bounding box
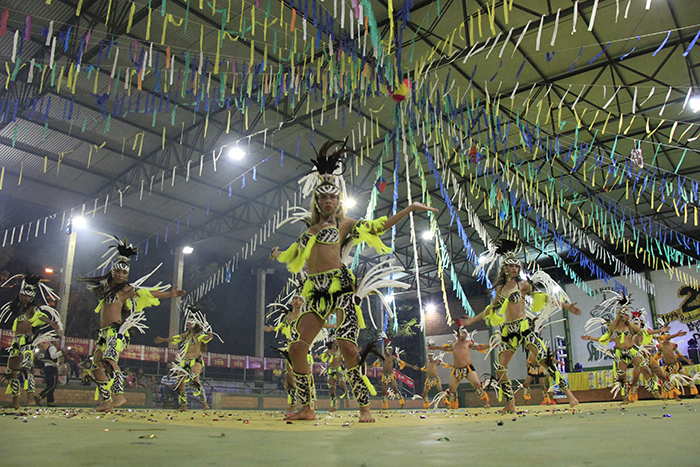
[2,400,698,467]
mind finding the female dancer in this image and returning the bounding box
[265,293,304,411]
[80,237,184,411]
[459,249,581,412]
[155,308,215,411]
[270,140,436,422]
[582,294,671,404]
[0,273,61,408]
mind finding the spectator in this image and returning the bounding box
[65,348,81,381]
[35,340,60,407]
[136,368,147,389]
[81,357,93,386]
[125,368,136,389]
[159,372,178,403]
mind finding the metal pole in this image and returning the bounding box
[254,268,275,358]
[169,249,185,349]
[57,231,77,335]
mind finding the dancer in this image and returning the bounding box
[420,351,447,409]
[265,292,304,411]
[581,294,671,404]
[270,140,437,422]
[318,339,350,411]
[459,244,581,413]
[522,356,551,405]
[79,236,185,411]
[627,313,669,401]
[374,343,420,409]
[428,327,491,409]
[657,329,698,400]
[154,307,217,411]
[0,273,61,409]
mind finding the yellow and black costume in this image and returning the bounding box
[80,237,162,405]
[0,273,61,401]
[276,217,389,409]
[172,333,212,407]
[487,292,569,404]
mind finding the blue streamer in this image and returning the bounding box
[588,42,610,64]
[683,28,700,57]
[652,31,671,57]
[620,36,640,60]
[569,46,585,72]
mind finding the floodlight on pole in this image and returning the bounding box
[72,217,87,229]
[229,146,245,160]
[690,96,700,113]
[182,246,194,254]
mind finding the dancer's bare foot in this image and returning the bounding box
[358,406,375,423]
[7,398,21,409]
[95,400,114,412]
[329,405,337,412]
[178,405,188,412]
[113,394,127,408]
[498,402,516,413]
[284,405,316,420]
[26,393,37,406]
[483,402,491,409]
[620,398,631,405]
[564,389,579,408]
[288,405,296,412]
[674,395,682,402]
[202,401,210,410]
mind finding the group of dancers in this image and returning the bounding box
[2,140,697,416]
[0,236,222,412]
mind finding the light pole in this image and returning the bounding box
[57,217,82,336]
[169,246,193,348]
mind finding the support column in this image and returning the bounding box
[254,268,275,358]
[57,231,77,336]
[169,249,185,349]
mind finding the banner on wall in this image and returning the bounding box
[658,284,700,330]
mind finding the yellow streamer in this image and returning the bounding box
[105,0,113,25]
[127,2,136,33]
[602,112,611,134]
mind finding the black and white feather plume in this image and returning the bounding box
[92,232,140,270]
[354,260,410,329]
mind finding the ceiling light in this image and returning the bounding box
[345,198,357,208]
[44,268,54,274]
[690,96,700,113]
[72,217,87,228]
[385,294,394,303]
[229,146,245,160]
[425,304,436,314]
[422,230,434,240]
[182,246,194,254]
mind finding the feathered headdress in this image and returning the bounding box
[182,304,223,343]
[299,139,355,201]
[1,272,59,305]
[473,238,522,280]
[92,232,140,273]
[597,290,632,317]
